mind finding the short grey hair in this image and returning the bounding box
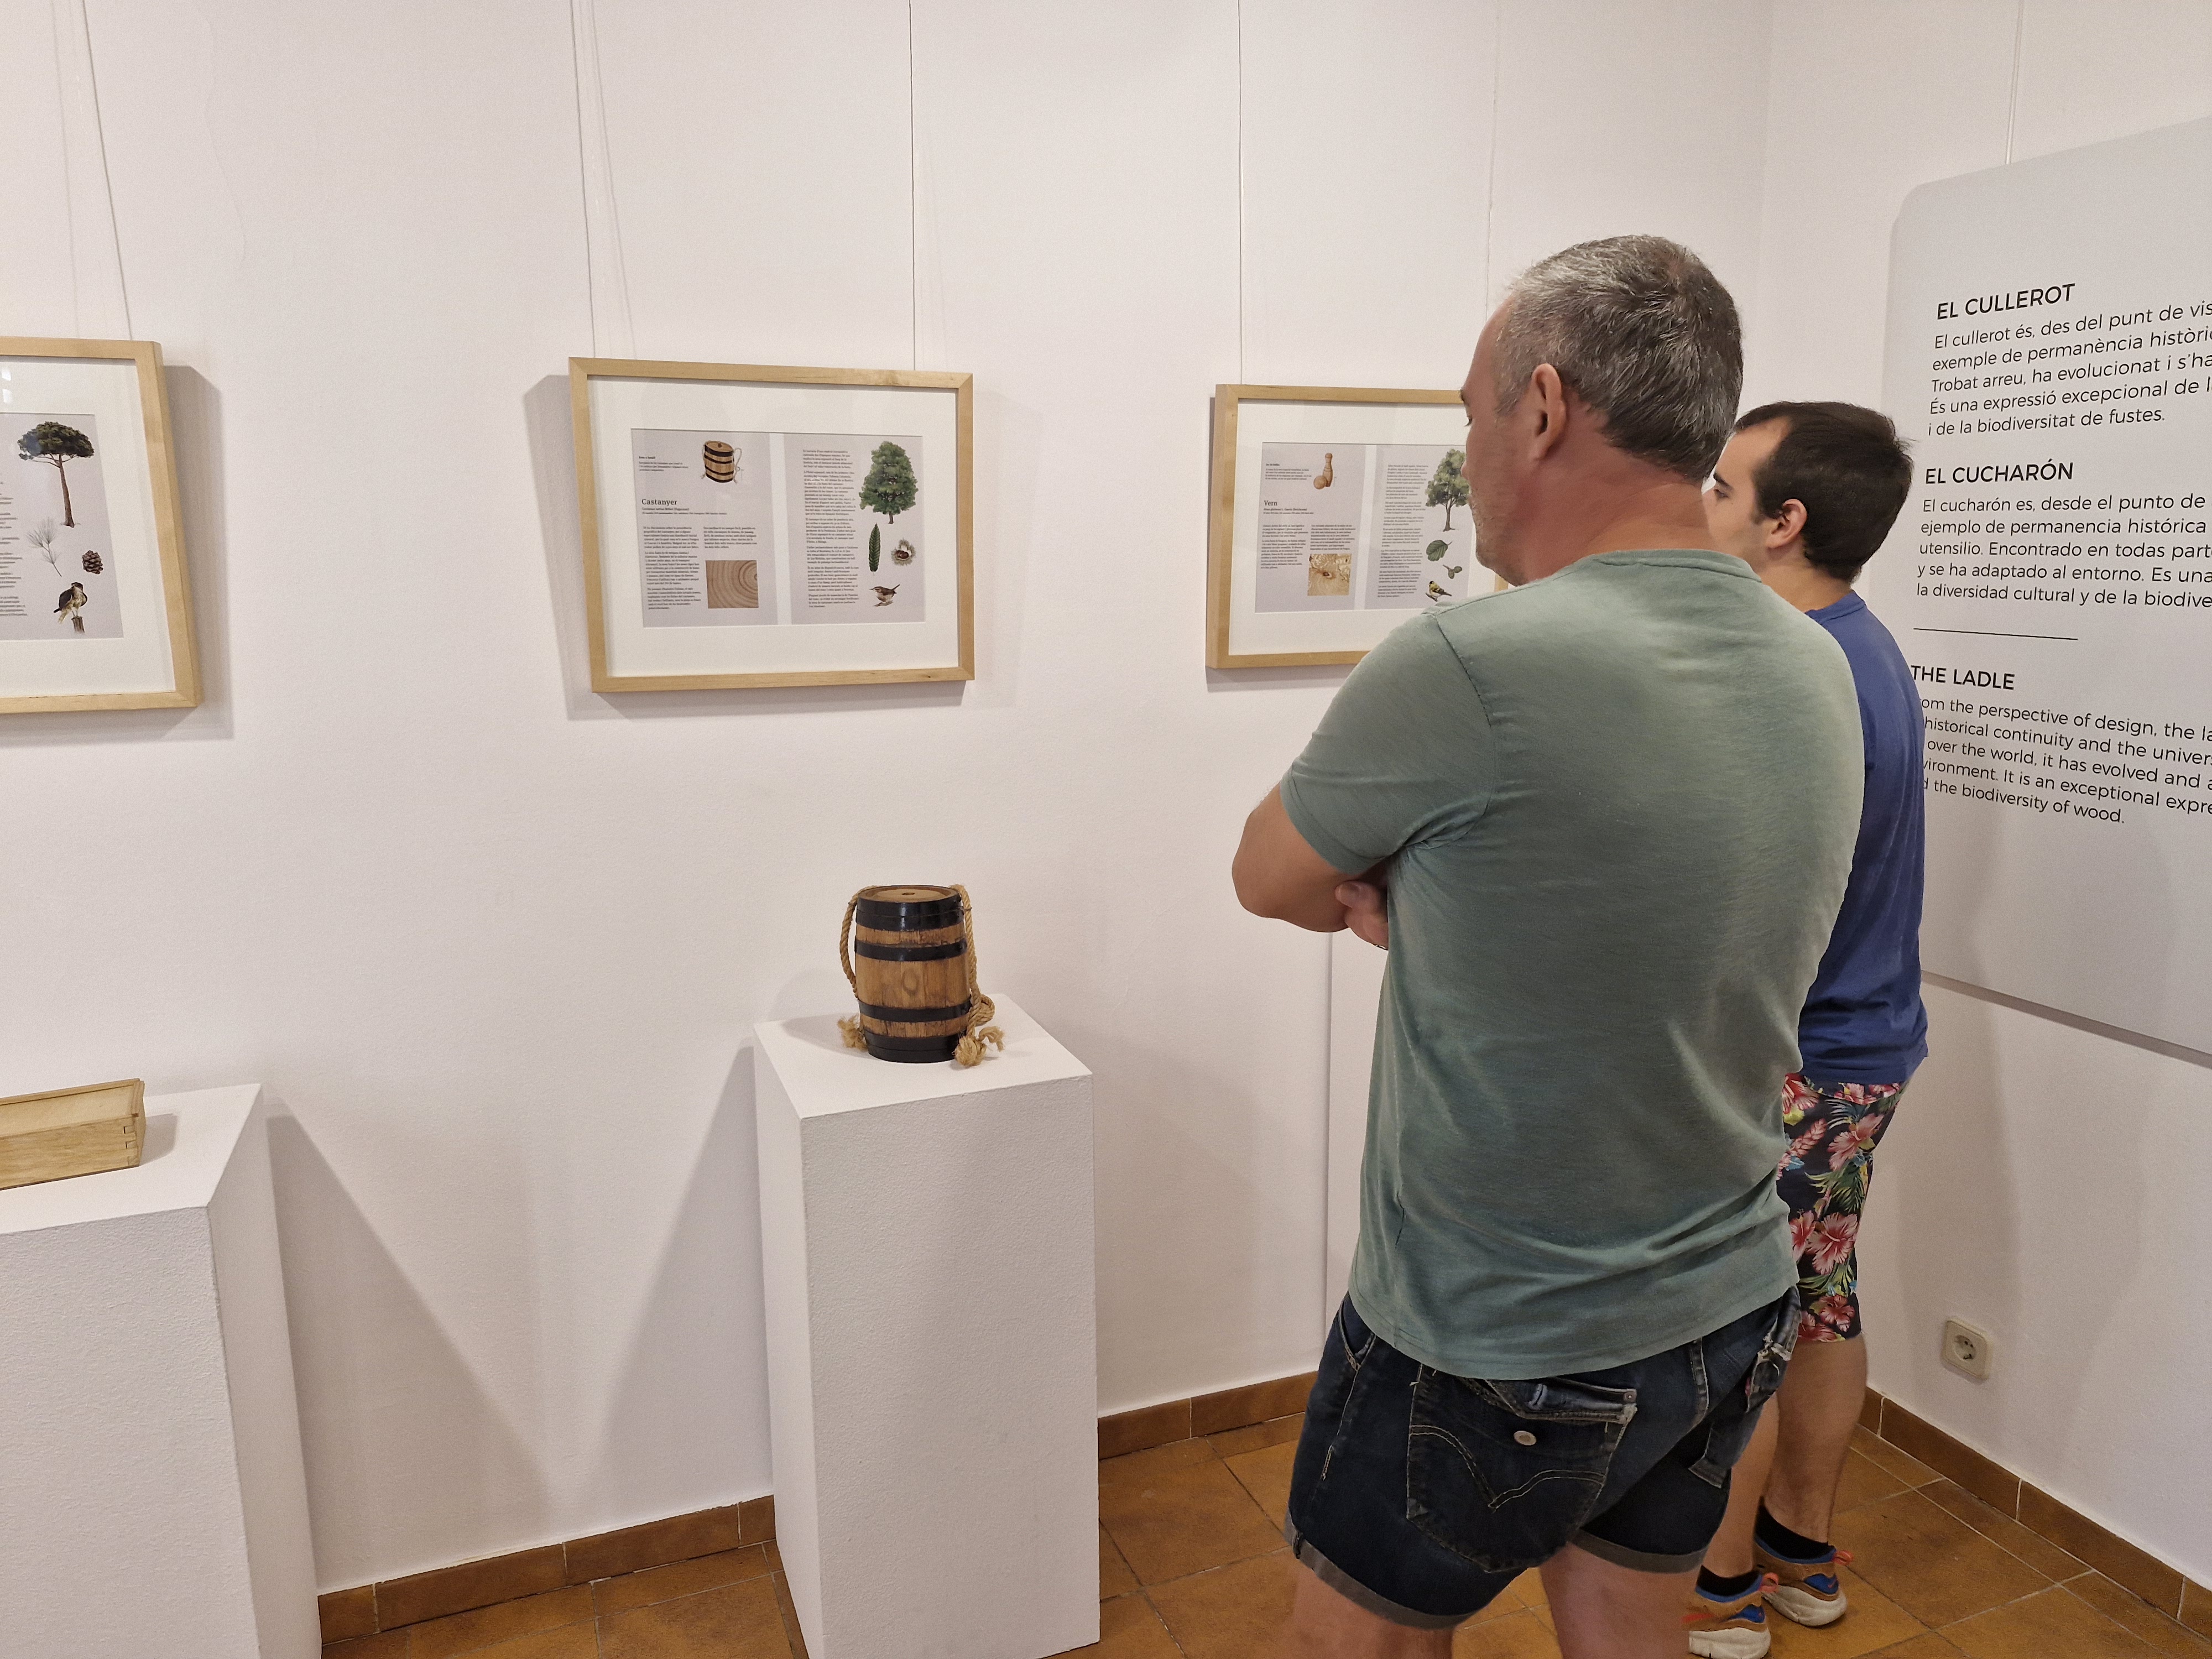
[1493,236,1742,481]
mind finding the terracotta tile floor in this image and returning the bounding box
[1078,1416,2210,1659]
[324,1417,2208,1657]
[321,1544,813,1659]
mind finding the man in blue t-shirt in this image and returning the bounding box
[1688,402,1924,1655]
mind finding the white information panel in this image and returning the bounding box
[1876,118,2212,1047]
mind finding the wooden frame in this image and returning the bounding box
[570,358,974,692]
[0,337,199,713]
[1206,383,1469,670]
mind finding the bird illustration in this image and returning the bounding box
[870,585,900,607]
[1426,580,1450,602]
[1312,452,1334,489]
[56,582,88,632]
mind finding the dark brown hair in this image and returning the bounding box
[1735,401,1912,581]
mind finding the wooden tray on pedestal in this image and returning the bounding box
[0,1079,147,1191]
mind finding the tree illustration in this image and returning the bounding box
[18,422,95,528]
[1425,448,1468,530]
[858,441,917,523]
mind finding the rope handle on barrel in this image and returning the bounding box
[837,890,868,1050]
[836,886,1003,1067]
[950,884,1004,1068]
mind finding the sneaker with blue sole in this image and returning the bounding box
[1757,1540,1852,1626]
[1684,1573,1776,1658]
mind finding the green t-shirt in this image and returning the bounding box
[1281,549,1862,1379]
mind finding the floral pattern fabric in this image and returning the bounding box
[1777,1073,1908,1343]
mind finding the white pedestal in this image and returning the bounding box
[0,1086,317,1659]
[755,997,1096,1659]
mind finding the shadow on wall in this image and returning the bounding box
[1204,663,1352,695]
[0,365,233,747]
[1883,981,2159,1481]
[586,1050,773,1517]
[1061,994,1318,1399]
[956,382,1038,716]
[1883,988,2021,1410]
[267,1112,551,1588]
[1885,795,2024,1407]
[774,962,865,1022]
[518,375,965,723]
[1889,752,2169,1433]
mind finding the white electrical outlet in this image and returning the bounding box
[1942,1318,1994,1381]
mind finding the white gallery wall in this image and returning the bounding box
[0,0,1769,1589]
[1749,0,2212,1586]
[2,0,2202,1597]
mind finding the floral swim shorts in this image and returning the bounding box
[1777,1073,1908,1343]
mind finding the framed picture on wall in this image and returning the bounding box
[571,358,974,692]
[0,338,199,713]
[1206,384,1479,669]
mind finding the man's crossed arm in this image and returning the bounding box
[1231,786,1391,950]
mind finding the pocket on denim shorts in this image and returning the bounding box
[1312,1298,1384,1486]
[1689,1293,1800,1488]
[1335,1298,1380,1373]
[1406,1368,1639,1572]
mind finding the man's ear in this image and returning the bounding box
[1767,497,1809,552]
[1526,364,1569,462]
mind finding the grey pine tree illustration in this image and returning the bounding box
[18,422,95,528]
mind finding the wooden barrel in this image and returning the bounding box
[703,440,736,482]
[849,885,972,1063]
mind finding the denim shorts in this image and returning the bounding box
[1284,1290,1798,1629]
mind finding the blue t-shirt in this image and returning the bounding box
[1797,592,1927,1083]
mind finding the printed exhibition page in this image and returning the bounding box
[1254,441,1471,614]
[630,429,926,629]
[0,410,122,643]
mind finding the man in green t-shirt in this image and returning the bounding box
[1232,236,1862,1658]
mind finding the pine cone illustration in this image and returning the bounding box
[81,550,103,575]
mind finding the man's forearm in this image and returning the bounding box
[1242,875,1352,932]
[1231,787,1359,930]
